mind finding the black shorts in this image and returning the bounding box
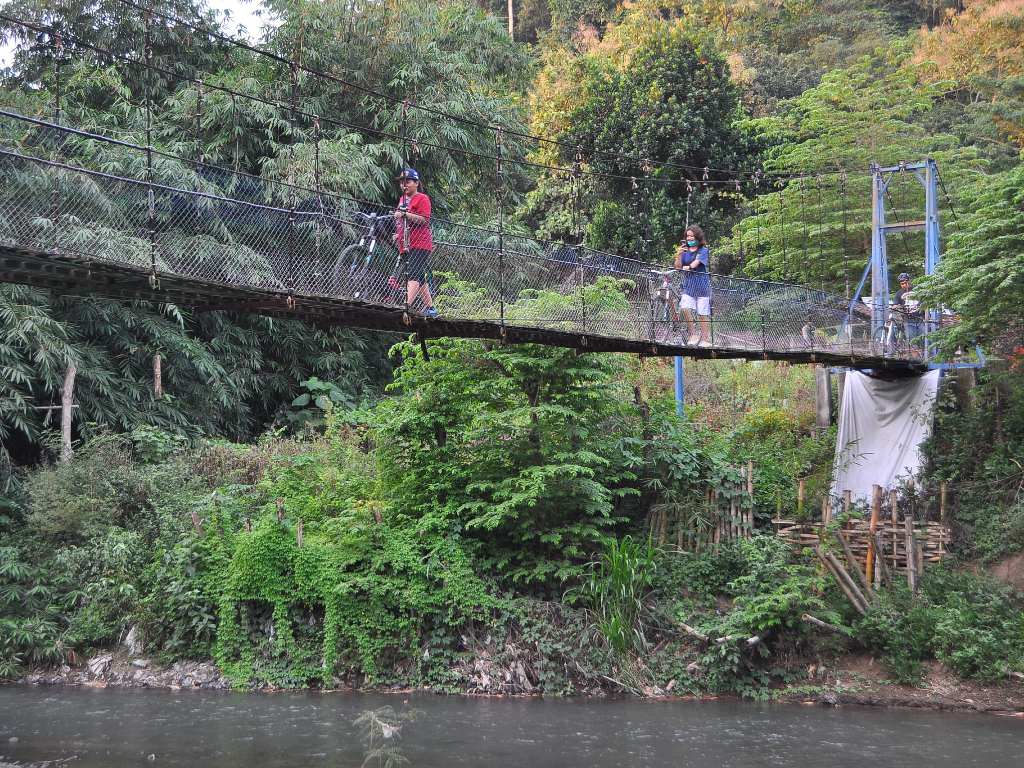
[404,248,432,283]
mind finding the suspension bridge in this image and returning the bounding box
[0,3,951,374]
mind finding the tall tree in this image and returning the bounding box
[726,45,978,292]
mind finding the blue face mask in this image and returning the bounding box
[686,239,698,247]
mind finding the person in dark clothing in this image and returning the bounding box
[894,272,923,343]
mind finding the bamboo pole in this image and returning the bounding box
[940,480,949,526]
[866,485,881,586]
[746,460,754,537]
[836,530,875,601]
[905,515,918,594]
[872,530,890,586]
[60,362,77,464]
[712,489,720,548]
[153,352,163,399]
[818,547,869,615]
[802,613,847,634]
[890,489,899,574]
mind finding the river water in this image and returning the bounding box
[0,687,1021,767]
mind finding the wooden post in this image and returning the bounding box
[731,496,738,541]
[939,481,948,525]
[904,515,918,594]
[190,510,204,536]
[872,530,890,586]
[60,362,77,464]
[153,353,163,399]
[866,484,881,586]
[821,496,831,526]
[746,460,754,537]
[797,479,805,517]
[843,489,851,517]
[815,365,831,429]
[296,518,304,548]
[890,489,899,574]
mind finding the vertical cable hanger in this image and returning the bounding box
[495,126,505,329]
[798,175,809,277]
[640,158,652,261]
[313,115,323,287]
[778,178,788,281]
[230,92,240,174]
[816,178,825,293]
[49,30,64,224]
[143,9,157,284]
[840,171,850,301]
[754,172,763,278]
[572,146,584,244]
[286,56,299,296]
[194,78,204,165]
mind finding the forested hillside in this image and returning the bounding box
[1,0,1023,698]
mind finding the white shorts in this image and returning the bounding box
[680,294,711,316]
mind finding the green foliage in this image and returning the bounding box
[281,376,356,434]
[523,8,756,254]
[24,434,146,540]
[919,157,1024,348]
[857,566,1024,684]
[727,43,979,290]
[376,336,639,588]
[922,369,1024,562]
[676,537,837,696]
[54,527,148,649]
[579,535,657,654]
[0,545,67,677]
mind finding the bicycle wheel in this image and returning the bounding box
[872,324,889,346]
[333,244,369,297]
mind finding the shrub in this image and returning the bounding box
[856,566,1024,684]
[54,528,148,650]
[25,435,145,540]
[0,546,67,677]
[579,535,657,654]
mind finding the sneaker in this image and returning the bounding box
[698,339,712,348]
[687,334,700,345]
[424,307,439,318]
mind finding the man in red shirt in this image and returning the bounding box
[394,168,437,317]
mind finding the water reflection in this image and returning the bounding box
[0,687,1020,767]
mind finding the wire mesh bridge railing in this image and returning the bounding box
[0,113,925,370]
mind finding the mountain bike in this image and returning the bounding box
[873,307,913,353]
[648,268,682,342]
[333,211,395,301]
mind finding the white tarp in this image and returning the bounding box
[831,370,941,502]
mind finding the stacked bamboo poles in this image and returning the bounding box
[655,462,757,552]
[773,481,952,580]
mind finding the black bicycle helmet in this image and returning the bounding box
[897,272,910,281]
